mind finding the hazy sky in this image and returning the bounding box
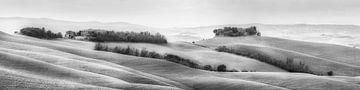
[1,0,360,27]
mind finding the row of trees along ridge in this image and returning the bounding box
[65,29,167,44]
[213,26,261,37]
[17,27,63,39]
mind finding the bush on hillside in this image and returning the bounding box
[217,64,227,72]
[148,51,162,59]
[94,43,103,50]
[140,49,150,57]
[241,70,256,72]
[164,54,200,69]
[327,71,334,76]
[203,65,213,71]
[228,69,239,72]
[241,70,248,72]
[19,27,63,39]
[107,45,161,59]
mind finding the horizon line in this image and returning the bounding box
[1,16,360,28]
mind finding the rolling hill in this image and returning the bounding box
[2,17,360,46]
[169,24,360,48]
[1,31,360,90]
[196,36,360,76]
[0,17,163,35]
[104,42,286,72]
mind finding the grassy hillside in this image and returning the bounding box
[3,17,360,45]
[104,42,286,72]
[169,24,360,48]
[196,36,360,76]
[1,31,360,90]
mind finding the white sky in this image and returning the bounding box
[1,0,360,27]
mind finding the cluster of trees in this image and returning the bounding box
[164,54,200,69]
[94,43,199,68]
[213,26,261,37]
[94,43,240,72]
[215,46,331,75]
[66,29,167,44]
[18,27,63,39]
[203,64,239,72]
[203,64,255,72]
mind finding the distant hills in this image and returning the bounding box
[0,17,161,34]
[1,17,360,89]
[169,24,360,48]
[1,17,360,48]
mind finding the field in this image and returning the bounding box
[104,42,286,72]
[196,36,360,76]
[1,31,360,90]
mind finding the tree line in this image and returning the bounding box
[94,43,241,72]
[215,46,334,76]
[213,26,261,37]
[66,29,167,44]
[18,27,63,39]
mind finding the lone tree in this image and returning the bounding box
[327,71,334,76]
[217,64,227,72]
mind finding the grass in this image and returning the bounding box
[215,46,315,75]
[197,36,360,76]
[103,42,287,72]
[1,31,360,90]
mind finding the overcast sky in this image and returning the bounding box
[0,0,360,27]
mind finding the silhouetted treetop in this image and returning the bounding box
[213,26,261,37]
[65,29,167,44]
[19,27,63,39]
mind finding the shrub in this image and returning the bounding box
[94,43,103,50]
[164,54,200,69]
[148,51,162,59]
[140,49,149,57]
[215,46,230,52]
[203,65,213,71]
[134,49,140,56]
[256,32,261,36]
[228,69,239,72]
[327,71,333,76]
[217,64,227,72]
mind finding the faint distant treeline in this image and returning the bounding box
[17,27,63,39]
[215,46,334,76]
[94,43,240,72]
[66,29,167,44]
[213,26,261,37]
